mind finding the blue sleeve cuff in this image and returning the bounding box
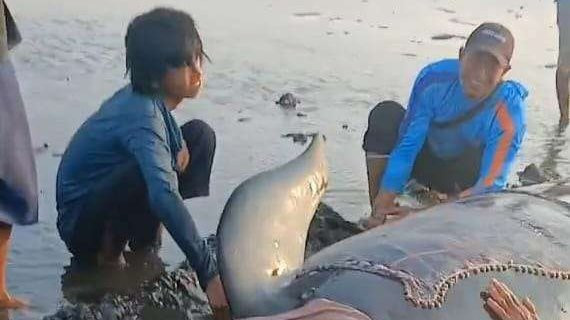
[194,241,218,291]
[379,176,405,194]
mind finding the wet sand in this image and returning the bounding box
[2,0,564,318]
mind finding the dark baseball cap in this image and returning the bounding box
[464,22,514,67]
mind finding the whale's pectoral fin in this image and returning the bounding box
[217,134,328,318]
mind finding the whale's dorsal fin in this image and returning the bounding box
[217,134,328,318]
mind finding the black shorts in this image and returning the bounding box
[363,101,482,194]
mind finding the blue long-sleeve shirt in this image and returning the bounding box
[381,59,528,195]
[56,86,216,289]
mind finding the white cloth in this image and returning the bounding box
[0,2,37,225]
[0,57,38,225]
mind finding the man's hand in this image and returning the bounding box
[483,279,539,320]
[206,275,231,320]
[365,192,412,229]
[177,142,190,173]
[366,206,412,229]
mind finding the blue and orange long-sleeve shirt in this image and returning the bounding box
[381,59,528,195]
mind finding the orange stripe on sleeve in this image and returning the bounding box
[484,102,515,187]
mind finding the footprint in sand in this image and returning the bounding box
[34,143,50,155]
[293,12,322,18]
[449,18,476,27]
[436,7,456,14]
[431,33,467,41]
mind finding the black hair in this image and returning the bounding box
[125,7,209,95]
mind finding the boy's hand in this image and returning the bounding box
[177,142,190,173]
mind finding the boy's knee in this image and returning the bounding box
[370,100,405,115]
[181,119,216,148]
[368,101,405,128]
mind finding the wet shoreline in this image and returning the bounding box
[3,0,565,318]
[43,203,360,320]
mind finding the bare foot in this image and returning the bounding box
[96,251,127,269]
[559,116,569,132]
[0,293,27,309]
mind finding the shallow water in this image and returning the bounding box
[2,0,566,318]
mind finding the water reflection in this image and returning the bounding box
[61,254,166,304]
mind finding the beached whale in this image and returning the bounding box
[46,135,570,319]
[43,201,359,320]
[218,134,570,320]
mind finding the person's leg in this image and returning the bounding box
[127,205,162,263]
[97,222,128,268]
[412,145,482,195]
[178,119,217,199]
[409,145,440,190]
[71,213,127,269]
[557,0,570,127]
[0,223,25,308]
[90,161,160,265]
[448,146,483,193]
[68,162,148,268]
[69,119,216,266]
[365,156,388,208]
[557,67,570,127]
[362,101,405,207]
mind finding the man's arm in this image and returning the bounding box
[460,99,525,197]
[378,104,432,193]
[120,115,216,289]
[377,78,434,197]
[367,67,437,226]
[368,87,433,227]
